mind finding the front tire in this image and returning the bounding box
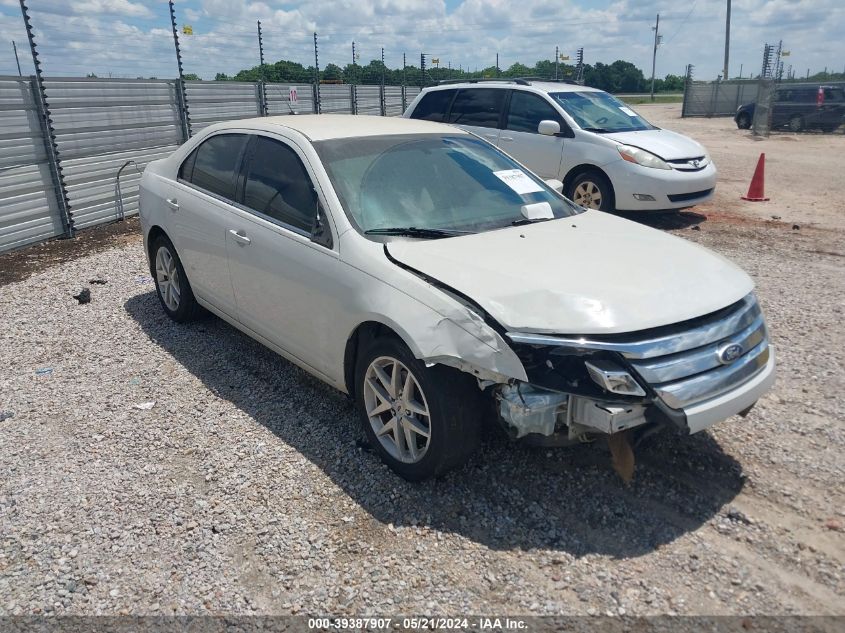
[354,336,482,481]
[151,234,202,322]
[736,113,751,129]
[788,115,805,133]
[567,170,615,211]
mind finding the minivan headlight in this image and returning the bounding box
[617,145,672,170]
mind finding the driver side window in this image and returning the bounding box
[243,136,318,234]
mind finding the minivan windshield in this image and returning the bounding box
[314,134,581,236]
[550,91,655,133]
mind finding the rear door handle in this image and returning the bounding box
[500,136,514,142]
[228,229,251,245]
[484,133,498,139]
[165,198,179,211]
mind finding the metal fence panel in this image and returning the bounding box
[356,85,382,116]
[184,81,262,132]
[0,77,65,252]
[265,83,315,115]
[682,80,845,118]
[384,86,404,116]
[319,84,353,114]
[44,78,183,229]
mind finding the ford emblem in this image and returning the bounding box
[718,343,743,364]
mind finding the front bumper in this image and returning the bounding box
[605,158,718,211]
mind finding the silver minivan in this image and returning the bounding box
[405,79,717,213]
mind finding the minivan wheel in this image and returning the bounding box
[736,113,751,129]
[151,234,202,322]
[355,336,482,481]
[788,115,805,132]
[568,170,614,211]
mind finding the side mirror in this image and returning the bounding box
[538,120,561,136]
[545,179,564,194]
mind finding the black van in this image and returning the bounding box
[735,85,845,132]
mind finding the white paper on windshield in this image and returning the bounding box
[494,169,544,195]
[619,106,638,117]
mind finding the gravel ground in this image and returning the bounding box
[1,215,842,618]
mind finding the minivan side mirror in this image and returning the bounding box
[538,120,561,136]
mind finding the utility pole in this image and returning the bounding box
[650,14,660,101]
[496,52,499,77]
[723,0,731,82]
[12,40,22,75]
[555,45,559,80]
[351,41,356,85]
[739,63,743,79]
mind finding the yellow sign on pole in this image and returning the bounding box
[432,58,440,65]
[182,25,193,35]
[781,50,791,57]
[559,54,569,61]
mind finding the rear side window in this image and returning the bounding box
[242,136,318,233]
[409,89,455,122]
[448,89,506,128]
[188,133,249,200]
[506,91,562,134]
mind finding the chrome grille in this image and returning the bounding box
[667,156,709,172]
[507,294,771,410]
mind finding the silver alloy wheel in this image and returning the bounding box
[155,245,181,312]
[788,115,803,132]
[573,180,603,209]
[363,355,431,464]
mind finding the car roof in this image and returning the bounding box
[204,114,465,141]
[421,80,602,94]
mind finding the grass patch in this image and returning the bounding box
[621,94,683,105]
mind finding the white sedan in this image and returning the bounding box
[139,115,775,480]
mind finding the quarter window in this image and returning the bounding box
[188,133,249,200]
[506,91,562,134]
[243,136,318,233]
[409,89,456,122]
[448,89,506,128]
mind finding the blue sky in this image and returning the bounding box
[1,0,843,81]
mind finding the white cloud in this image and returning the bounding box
[0,0,842,81]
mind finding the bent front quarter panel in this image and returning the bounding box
[323,232,529,390]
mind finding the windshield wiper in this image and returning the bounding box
[511,217,552,226]
[582,127,611,133]
[364,227,469,238]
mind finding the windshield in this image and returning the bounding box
[314,134,581,236]
[550,91,655,132]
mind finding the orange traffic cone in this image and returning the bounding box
[742,153,770,201]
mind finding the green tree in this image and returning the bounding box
[322,63,343,81]
[183,73,201,81]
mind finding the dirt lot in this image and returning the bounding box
[0,108,843,618]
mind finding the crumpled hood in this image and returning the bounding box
[603,128,707,161]
[386,211,753,335]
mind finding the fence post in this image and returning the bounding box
[257,20,268,116]
[402,53,407,111]
[380,47,386,116]
[351,84,357,115]
[19,0,73,238]
[313,32,321,114]
[169,0,191,137]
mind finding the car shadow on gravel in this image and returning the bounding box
[614,210,707,231]
[126,292,745,559]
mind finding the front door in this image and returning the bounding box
[498,90,565,178]
[224,134,343,375]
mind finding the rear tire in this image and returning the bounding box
[736,113,751,129]
[567,170,615,212]
[354,335,482,481]
[151,234,203,323]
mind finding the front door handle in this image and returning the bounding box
[484,133,497,139]
[165,198,179,211]
[500,136,514,142]
[228,229,251,246]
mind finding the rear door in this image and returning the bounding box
[171,132,249,318]
[446,88,506,146]
[499,90,566,178]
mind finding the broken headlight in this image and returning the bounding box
[584,360,646,397]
